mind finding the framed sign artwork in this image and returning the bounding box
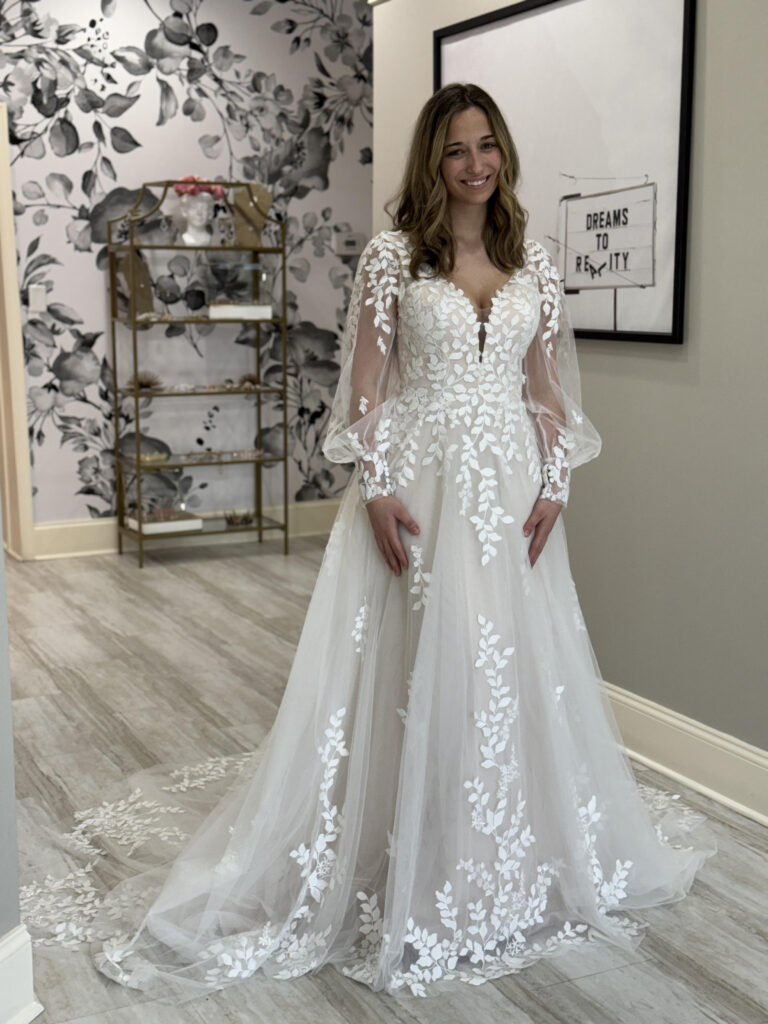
[435,0,697,344]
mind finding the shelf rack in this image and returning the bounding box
[107,180,289,567]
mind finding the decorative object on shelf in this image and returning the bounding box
[107,181,289,567]
[173,176,227,246]
[208,299,273,321]
[224,510,255,527]
[179,192,215,246]
[125,509,204,535]
[129,371,163,391]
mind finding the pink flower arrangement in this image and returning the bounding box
[172,175,226,200]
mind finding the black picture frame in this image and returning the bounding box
[435,0,697,344]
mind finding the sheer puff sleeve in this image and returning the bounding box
[522,241,602,507]
[322,232,403,504]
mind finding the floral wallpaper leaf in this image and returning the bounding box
[48,304,84,327]
[101,156,117,181]
[45,173,74,200]
[75,89,105,114]
[156,80,179,127]
[163,16,193,46]
[196,23,218,47]
[50,119,80,157]
[110,126,142,154]
[103,93,141,117]
[22,182,45,200]
[112,47,153,76]
[26,254,61,277]
[289,258,311,283]
[199,134,223,159]
[82,170,96,199]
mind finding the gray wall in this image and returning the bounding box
[0,495,20,936]
[373,0,767,750]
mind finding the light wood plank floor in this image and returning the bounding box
[6,539,767,1024]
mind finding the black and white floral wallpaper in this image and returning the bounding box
[1,0,372,521]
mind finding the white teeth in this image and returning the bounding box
[464,177,489,187]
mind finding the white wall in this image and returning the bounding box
[372,0,768,751]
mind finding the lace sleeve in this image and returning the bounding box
[522,241,602,507]
[322,232,402,504]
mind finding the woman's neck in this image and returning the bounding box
[447,199,488,250]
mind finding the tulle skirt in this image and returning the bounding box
[21,426,717,1001]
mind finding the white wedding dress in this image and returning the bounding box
[22,231,717,1002]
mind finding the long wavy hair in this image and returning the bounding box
[386,83,528,280]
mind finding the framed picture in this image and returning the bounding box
[435,0,697,344]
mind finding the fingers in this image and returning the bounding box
[373,528,409,575]
[523,508,541,538]
[395,502,420,535]
[368,498,418,576]
[527,521,553,568]
[390,533,409,574]
[528,531,544,568]
[376,535,400,575]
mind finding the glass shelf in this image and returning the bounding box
[118,385,283,398]
[107,243,284,253]
[119,450,284,471]
[113,315,282,325]
[119,514,285,540]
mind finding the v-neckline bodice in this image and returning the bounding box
[442,272,518,325]
[441,276,514,363]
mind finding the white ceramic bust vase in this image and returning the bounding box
[180,191,214,246]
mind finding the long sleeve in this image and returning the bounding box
[322,232,402,503]
[522,242,601,507]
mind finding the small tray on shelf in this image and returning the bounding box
[125,511,203,535]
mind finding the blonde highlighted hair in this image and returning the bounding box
[386,83,528,279]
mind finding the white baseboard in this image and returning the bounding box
[10,499,342,561]
[606,680,768,826]
[0,925,43,1024]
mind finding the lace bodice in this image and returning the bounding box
[396,257,540,392]
[322,230,601,508]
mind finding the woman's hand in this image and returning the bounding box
[523,497,563,568]
[365,495,420,576]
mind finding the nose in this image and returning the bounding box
[465,147,484,174]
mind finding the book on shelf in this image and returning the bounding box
[126,512,203,535]
[208,301,273,320]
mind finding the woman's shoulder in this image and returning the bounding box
[523,237,551,263]
[522,237,561,285]
[365,228,411,258]
[358,230,411,281]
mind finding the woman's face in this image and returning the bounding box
[439,106,502,208]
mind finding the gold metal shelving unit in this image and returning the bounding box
[107,180,289,567]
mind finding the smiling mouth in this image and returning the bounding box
[462,176,492,189]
